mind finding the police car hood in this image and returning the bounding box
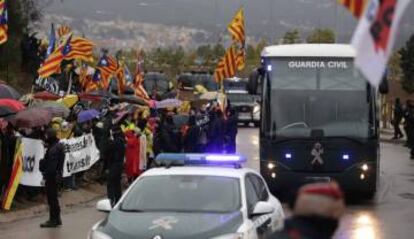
[101,210,243,239]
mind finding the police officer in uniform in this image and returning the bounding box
[106,125,126,206]
[39,128,65,228]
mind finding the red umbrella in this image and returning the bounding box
[12,108,53,128]
[33,91,61,101]
[0,99,26,111]
[78,92,104,102]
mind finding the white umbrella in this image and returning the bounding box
[155,99,183,109]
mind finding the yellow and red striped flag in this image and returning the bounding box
[64,37,95,62]
[78,64,98,92]
[38,35,95,78]
[235,48,245,71]
[228,7,245,45]
[38,47,65,78]
[57,25,72,38]
[337,0,368,18]
[214,46,237,83]
[116,61,126,96]
[1,139,23,210]
[97,54,118,90]
[0,0,8,45]
[132,51,149,100]
[133,72,149,100]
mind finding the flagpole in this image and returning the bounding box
[67,72,72,95]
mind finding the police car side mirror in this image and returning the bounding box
[250,201,274,218]
[96,199,112,213]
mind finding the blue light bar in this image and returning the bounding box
[205,155,242,162]
[285,153,292,159]
[342,154,350,160]
[155,153,247,166]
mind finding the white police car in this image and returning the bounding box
[88,154,285,239]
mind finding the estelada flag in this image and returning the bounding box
[97,54,118,89]
[351,0,411,87]
[38,35,95,78]
[228,7,245,45]
[1,139,23,210]
[337,0,369,18]
[0,0,8,45]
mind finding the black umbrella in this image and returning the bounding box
[0,84,21,100]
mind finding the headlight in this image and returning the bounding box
[361,164,369,171]
[88,230,112,239]
[211,233,244,239]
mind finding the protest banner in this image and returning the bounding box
[61,133,100,177]
[19,138,45,187]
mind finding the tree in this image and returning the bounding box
[0,0,42,89]
[256,38,268,57]
[212,43,225,62]
[400,35,414,93]
[306,28,336,44]
[282,29,301,44]
[388,52,402,82]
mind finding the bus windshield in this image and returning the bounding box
[263,57,373,139]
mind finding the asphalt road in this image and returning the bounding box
[1,128,414,239]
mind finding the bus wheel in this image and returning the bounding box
[254,122,260,127]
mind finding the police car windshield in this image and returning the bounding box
[263,58,373,138]
[121,175,241,213]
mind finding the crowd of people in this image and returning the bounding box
[0,97,239,227]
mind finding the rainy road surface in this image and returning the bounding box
[1,128,414,239]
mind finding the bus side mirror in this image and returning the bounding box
[247,68,264,95]
[379,76,389,94]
